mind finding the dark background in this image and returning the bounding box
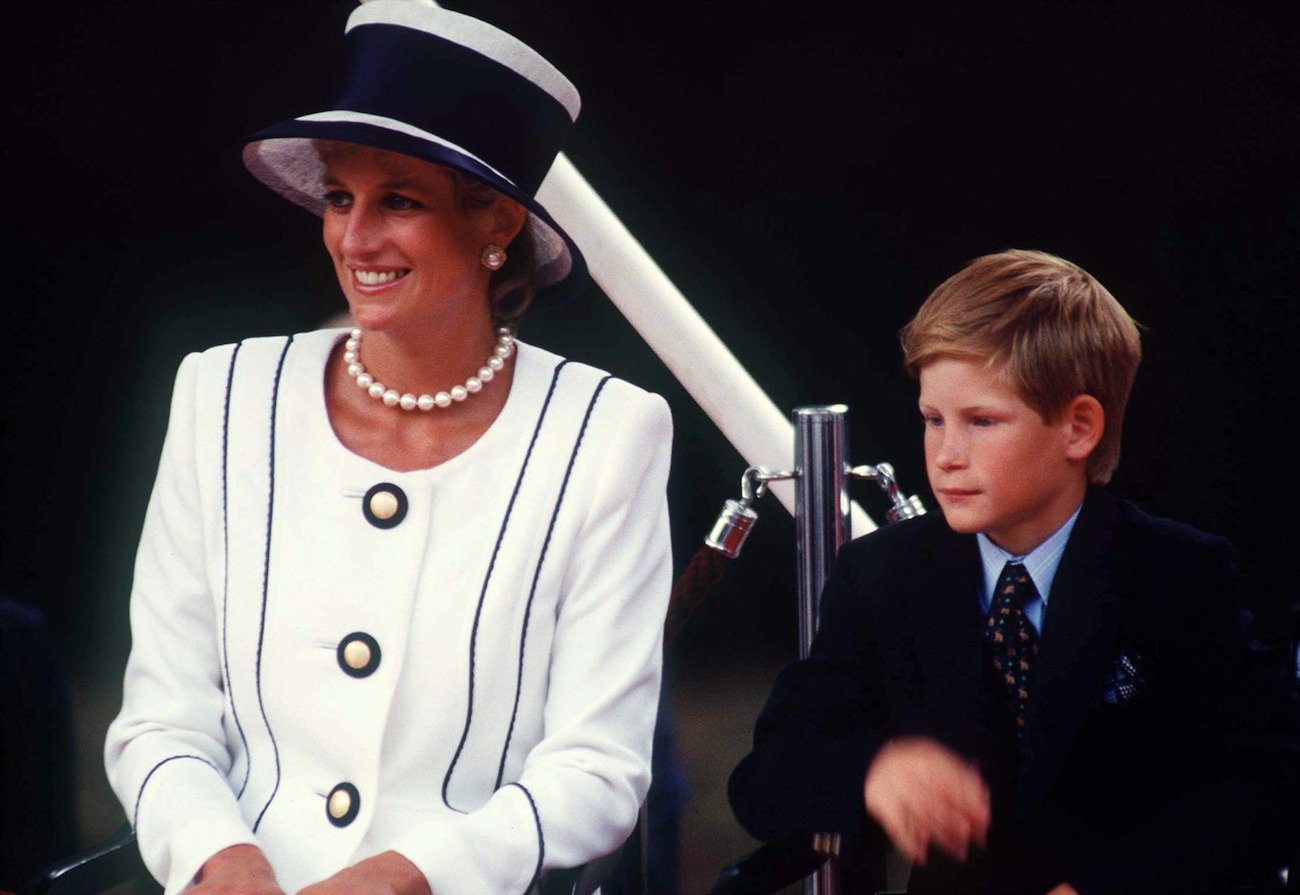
[5,0,1297,890]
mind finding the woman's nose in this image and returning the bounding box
[338,204,385,257]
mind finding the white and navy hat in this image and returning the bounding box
[242,0,586,308]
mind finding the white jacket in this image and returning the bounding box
[104,328,673,895]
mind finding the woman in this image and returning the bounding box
[103,3,673,895]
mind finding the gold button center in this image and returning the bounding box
[328,788,352,819]
[369,490,399,520]
[342,639,372,670]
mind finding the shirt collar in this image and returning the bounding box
[977,503,1083,608]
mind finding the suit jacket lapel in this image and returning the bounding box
[906,527,991,753]
[1017,488,1126,818]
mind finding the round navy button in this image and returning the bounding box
[362,482,408,529]
[337,632,381,678]
[326,782,360,827]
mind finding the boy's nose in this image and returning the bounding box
[932,430,968,469]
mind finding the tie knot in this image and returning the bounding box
[996,562,1038,608]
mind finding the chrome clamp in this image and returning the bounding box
[705,466,795,559]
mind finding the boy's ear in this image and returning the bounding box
[1063,395,1105,461]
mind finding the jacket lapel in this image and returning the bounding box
[906,527,990,753]
[1017,488,1126,817]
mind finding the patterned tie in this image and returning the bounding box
[984,561,1040,737]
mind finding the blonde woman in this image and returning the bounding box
[105,5,672,895]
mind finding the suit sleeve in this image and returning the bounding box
[1066,538,1300,895]
[103,352,259,894]
[728,545,889,844]
[390,387,674,895]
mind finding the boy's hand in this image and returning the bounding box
[192,844,286,895]
[863,736,990,865]
[296,851,431,895]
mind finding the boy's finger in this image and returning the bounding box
[929,799,978,860]
[947,764,990,823]
[912,830,929,867]
[880,805,914,861]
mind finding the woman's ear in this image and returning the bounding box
[487,195,528,247]
[1063,394,1105,461]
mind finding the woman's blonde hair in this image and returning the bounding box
[900,249,1142,484]
[447,171,537,330]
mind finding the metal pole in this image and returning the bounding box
[793,405,852,895]
[794,405,852,656]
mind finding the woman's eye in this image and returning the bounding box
[383,193,422,211]
[972,416,995,427]
[323,190,352,209]
[921,414,942,428]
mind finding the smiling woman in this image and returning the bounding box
[315,143,532,470]
[317,141,536,327]
[321,146,509,324]
[101,3,673,895]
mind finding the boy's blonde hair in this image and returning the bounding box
[899,249,1142,484]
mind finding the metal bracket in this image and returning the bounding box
[705,466,796,558]
[848,462,926,523]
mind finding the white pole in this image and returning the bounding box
[537,155,877,536]
[415,0,874,531]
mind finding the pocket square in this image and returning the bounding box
[1102,650,1150,705]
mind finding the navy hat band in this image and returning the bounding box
[254,119,513,195]
[338,23,572,195]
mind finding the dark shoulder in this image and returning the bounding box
[812,511,964,634]
[837,510,955,581]
[1112,495,1239,568]
[1104,494,1247,633]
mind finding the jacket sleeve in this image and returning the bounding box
[1066,538,1300,895]
[728,544,888,845]
[103,352,259,894]
[390,387,674,895]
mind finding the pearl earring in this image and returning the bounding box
[481,244,507,270]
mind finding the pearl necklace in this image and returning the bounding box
[343,327,515,411]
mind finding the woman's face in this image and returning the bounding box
[320,146,505,333]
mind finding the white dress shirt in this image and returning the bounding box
[976,504,1082,633]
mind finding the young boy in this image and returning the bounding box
[728,250,1299,894]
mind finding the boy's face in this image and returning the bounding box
[918,356,1090,555]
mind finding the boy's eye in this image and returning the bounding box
[921,414,942,428]
[382,193,423,211]
[972,416,995,427]
[323,189,352,209]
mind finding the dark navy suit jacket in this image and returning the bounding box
[729,488,1300,894]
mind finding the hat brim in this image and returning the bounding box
[242,116,587,311]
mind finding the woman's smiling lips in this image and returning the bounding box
[349,267,410,291]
